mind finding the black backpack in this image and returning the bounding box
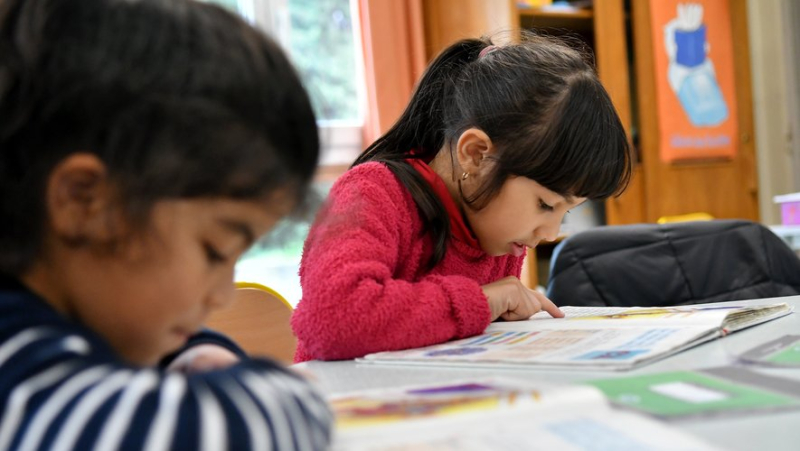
[546,220,800,307]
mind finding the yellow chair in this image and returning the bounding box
[656,212,714,224]
[205,282,296,364]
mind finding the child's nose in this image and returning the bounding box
[535,218,561,242]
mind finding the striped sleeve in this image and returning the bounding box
[0,326,333,450]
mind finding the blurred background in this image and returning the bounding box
[202,0,800,304]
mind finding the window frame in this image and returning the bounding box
[247,0,366,167]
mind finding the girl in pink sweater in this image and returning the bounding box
[292,35,632,362]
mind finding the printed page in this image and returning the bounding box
[721,303,792,332]
[523,303,791,331]
[331,379,718,450]
[525,305,739,328]
[361,325,718,370]
[360,303,791,371]
[331,378,605,434]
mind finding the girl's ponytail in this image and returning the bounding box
[354,38,489,268]
[355,38,487,164]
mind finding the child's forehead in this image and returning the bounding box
[151,198,280,233]
[510,176,584,204]
[189,197,282,218]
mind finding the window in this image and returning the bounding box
[204,0,364,305]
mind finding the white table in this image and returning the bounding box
[296,296,800,451]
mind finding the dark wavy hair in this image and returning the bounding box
[0,0,319,274]
[354,33,632,268]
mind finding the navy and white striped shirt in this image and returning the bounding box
[0,278,332,450]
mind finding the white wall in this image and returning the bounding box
[747,0,798,224]
[782,1,800,193]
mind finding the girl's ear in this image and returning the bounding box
[46,153,121,245]
[454,128,494,177]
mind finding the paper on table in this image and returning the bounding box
[739,334,800,367]
[330,377,720,450]
[588,366,800,420]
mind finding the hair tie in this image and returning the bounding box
[479,45,498,58]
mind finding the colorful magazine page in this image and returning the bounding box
[331,378,602,430]
[330,378,720,450]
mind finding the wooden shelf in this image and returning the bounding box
[517,6,593,34]
[517,6,593,20]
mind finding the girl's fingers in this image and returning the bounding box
[532,290,564,318]
[502,287,541,321]
[486,277,564,321]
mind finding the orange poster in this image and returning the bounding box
[650,0,738,162]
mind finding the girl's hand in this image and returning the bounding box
[481,276,564,321]
[166,344,241,373]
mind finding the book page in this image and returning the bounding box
[525,305,739,328]
[360,303,790,370]
[721,303,792,332]
[331,378,604,433]
[331,379,719,451]
[334,410,720,451]
[525,303,791,331]
[362,325,718,370]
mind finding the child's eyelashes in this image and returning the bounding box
[538,199,554,212]
[203,242,228,264]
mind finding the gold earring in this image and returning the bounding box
[461,172,470,180]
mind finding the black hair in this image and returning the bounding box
[0,0,319,274]
[354,33,632,268]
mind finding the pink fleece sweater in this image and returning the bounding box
[291,161,524,362]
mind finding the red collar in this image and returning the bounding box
[407,158,481,249]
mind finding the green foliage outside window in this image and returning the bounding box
[203,0,239,12]
[204,0,359,122]
[287,0,359,121]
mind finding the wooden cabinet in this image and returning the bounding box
[632,0,759,223]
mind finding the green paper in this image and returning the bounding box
[766,342,800,364]
[588,371,800,418]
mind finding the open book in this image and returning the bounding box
[331,378,718,450]
[359,302,793,371]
